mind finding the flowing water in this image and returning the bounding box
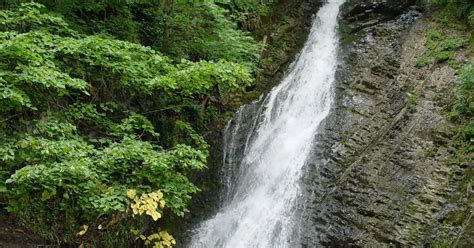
[189,0,345,247]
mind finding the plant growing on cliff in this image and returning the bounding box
[424,0,474,22]
[416,30,467,68]
[450,63,473,148]
[440,62,474,248]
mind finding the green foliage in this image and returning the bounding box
[408,92,419,105]
[3,1,262,69]
[214,0,275,33]
[416,30,467,68]
[0,2,74,35]
[450,63,474,149]
[413,4,474,245]
[216,0,275,15]
[424,0,474,27]
[451,64,474,120]
[0,4,253,112]
[1,110,207,239]
[418,8,473,229]
[151,2,262,68]
[442,63,474,248]
[0,3,255,246]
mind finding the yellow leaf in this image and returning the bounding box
[148,233,161,240]
[131,203,139,215]
[130,229,139,235]
[19,141,28,148]
[150,211,161,221]
[127,189,137,199]
[145,198,155,207]
[149,192,158,201]
[77,225,88,236]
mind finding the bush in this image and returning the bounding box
[0,3,254,246]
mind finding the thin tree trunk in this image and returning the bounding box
[162,0,174,53]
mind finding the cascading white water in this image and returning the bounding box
[189,0,345,247]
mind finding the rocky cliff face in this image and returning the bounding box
[182,1,472,247]
[300,1,472,247]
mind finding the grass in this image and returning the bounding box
[416,30,467,68]
[408,92,419,105]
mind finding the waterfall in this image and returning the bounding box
[189,0,345,247]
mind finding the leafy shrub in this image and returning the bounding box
[3,0,263,69]
[450,63,473,150]
[452,64,474,119]
[0,3,255,246]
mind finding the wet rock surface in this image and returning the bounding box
[300,2,471,247]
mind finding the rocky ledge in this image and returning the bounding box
[300,0,472,247]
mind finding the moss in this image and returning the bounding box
[416,55,429,68]
[406,204,419,215]
[394,185,406,198]
[433,242,454,248]
[408,223,419,239]
[417,30,466,68]
[342,196,350,207]
[416,9,469,69]
[408,92,419,105]
[417,22,472,246]
[424,146,438,158]
[447,63,474,216]
[373,27,391,37]
[434,50,453,63]
[430,7,474,241]
[444,211,468,226]
[450,193,462,203]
